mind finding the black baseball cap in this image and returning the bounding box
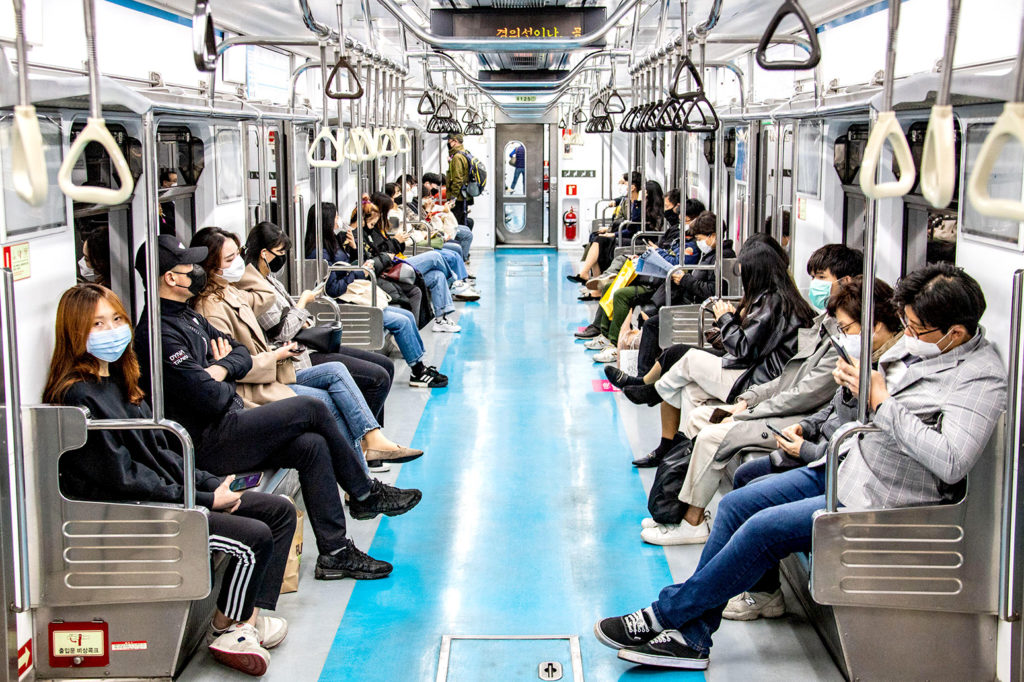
[135,234,208,279]
[444,133,463,143]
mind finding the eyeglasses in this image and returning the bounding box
[836,319,858,335]
[898,314,939,339]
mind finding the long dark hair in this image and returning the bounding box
[191,227,241,303]
[244,221,291,269]
[736,242,815,326]
[644,180,664,229]
[305,202,341,257]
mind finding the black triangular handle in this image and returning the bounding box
[618,106,638,132]
[605,91,626,114]
[417,92,436,115]
[435,100,454,119]
[325,55,364,100]
[656,99,682,130]
[680,95,720,133]
[559,117,568,129]
[756,0,822,71]
[426,115,444,133]
[591,98,609,118]
[192,0,218,72]
[573,109,588,125]
[670,56,705,99]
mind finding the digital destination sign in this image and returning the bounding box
[430,8,607,43]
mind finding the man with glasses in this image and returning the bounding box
[595,262,1006,670]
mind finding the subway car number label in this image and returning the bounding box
[47,622,109,667]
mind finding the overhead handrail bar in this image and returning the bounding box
[755,0,822,71]
[859,0,915,199]
[967,12,1024,222]
[920,0,961,209]
[10,0,47,206]
[377,0,641,52]
[192,0,217,72]
[1,269,31,612]
[57,0,135,206]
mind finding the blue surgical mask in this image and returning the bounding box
[808,279,833,310]
[86,324,133,363]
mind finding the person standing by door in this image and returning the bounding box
[445,133,471,227]
[509,143,525,193]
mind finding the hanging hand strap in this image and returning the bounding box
[307,125,343,168]
[920,105,956,208]
[375,128,398,157]
[352,127,379,161]
[605,90,626,114]
[58,118,134,204]
[192,0,217,72]
[859,111,916,199]
[395,128,412,153]
[11,106,48,207]
[326,55,364,100]
[417,92,436,115]
[967,102,1024,222]
[756,0,822,71]
[679,96,720,133]
[670,56,705,99]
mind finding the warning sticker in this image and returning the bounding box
[17,640,31,676]
[111,641,148,652]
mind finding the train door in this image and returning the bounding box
[757,122,794,249]
[495,124,546,246]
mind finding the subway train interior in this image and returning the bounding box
[3,0,1024,679]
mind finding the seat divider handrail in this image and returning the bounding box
[85,418,197,509]
[1000,268,1024,621]
[327,263,379,307]
[696,295,742,348]
[824,424,882,512]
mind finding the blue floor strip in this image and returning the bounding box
[319,251,703,681]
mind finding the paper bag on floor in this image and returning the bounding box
[280,506,304,594]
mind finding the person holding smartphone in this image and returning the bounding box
[44,284,294,675]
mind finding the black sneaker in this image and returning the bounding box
[349,479,422,521]
[605,365,644,388]
[574,325,601,339]
[617,630,709,670]
[315,544,393,580]
[410,365,448,388]
[594,609,659,650]
[623,383,662,407]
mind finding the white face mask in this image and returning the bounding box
[78,256,99,282]
[222,256,245,283]
[903,330,951,359]
[696,238,713,254]
[839,333,863,360]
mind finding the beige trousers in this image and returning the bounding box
[654,349,745,431]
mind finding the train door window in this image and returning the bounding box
[962,122,1024,249]
[0,113,65,241]
[721,128,736,242]
[504,141,526,197]
[833,123,869,247]
[843,191,867,248]
[215,127,244,205]
[899,120,961,273]
[796,121,822,197]
[156,125,204,241]
[757,124,777,234]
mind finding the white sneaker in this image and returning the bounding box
[432,316,462,333]
[640,520,710,546]
[593,347,618,364]
[584,335,611,350]
[723,589,786,621]
[369,462,392,473]
[452,282,481,302]
[255,615,288,649]
[451,280,471,294]
[208,623,270,676]
[641,517,659,530]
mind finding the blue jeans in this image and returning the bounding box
[405,251,455,316]
[436,246,468,281]
[651,466,827,654]
[291,363,378,474]
[511,166,524,191]
[383,306,425,365]
[454,224,473,261]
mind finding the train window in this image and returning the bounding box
[796,121,822,197]
[962,122,1024,250]
[843,191,867,248]
[215,127,244,204]
[900,120,961,198]
[902,200,957,274]
[832,123,868,186]
[503,140,526,197]
[0,113,66,240]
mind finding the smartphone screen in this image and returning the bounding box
[229,472,263,492]
[766,423,793,443]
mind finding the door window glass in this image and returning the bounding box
[503,203,526,233]
[504,141,526,197]
[214,127,243,204]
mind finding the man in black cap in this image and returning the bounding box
[134,235,422,582]
[445,132,471,227]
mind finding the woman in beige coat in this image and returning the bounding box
[190,227,422,470]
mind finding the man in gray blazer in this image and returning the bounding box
[597,263,1007,670]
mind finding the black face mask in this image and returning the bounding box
[430,188,439,196]
[174,265,207,297]
[394,194,403,205]
[267,254,287,273]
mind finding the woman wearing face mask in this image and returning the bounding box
[43,284,294,676]
[78,226,111,287]
[191,227,423,470]
[242,221,396,430]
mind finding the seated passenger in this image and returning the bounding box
[595,263,1007,670]
[306,202,449,388]
[412,174,476,267]
[620,243,863,470]
[568,172,649,283]
[643,275,899,547]
[78,226,111,288]
[189,227,422,470]
[242,220,395,429]
[44,284,293,676]
[134,235,421,582]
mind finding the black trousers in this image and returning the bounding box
[207,492,296,621]
[452,200,468,226]
[198,396,371,556]
[312,348,394,426]
[638,314,662,376]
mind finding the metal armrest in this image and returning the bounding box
[823,423,882,512]
[696,296,742,348]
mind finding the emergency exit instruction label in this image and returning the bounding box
[1,242,29,281]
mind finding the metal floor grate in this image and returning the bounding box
[436,635,583,681]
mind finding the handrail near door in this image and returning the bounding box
[1000,268,1024,622]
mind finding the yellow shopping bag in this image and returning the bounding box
[598,257,638,317]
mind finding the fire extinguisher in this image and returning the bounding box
[563,207,578,240]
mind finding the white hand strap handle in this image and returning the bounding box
[396,128,412,154]
[342,128,360,162]
[353,128,378,162]
[57,117,134,205]
[859,111,916,199]
[920,105,956,209]
[375,128,398,157]
[968,102,1024,222]
[11,105,48,206]
[307,126,343,169]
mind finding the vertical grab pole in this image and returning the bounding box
[858,110,880,424]
[142,111,165,422]
[1000,269,1024,622]
[0,268,30,613]
[314,42,331,284]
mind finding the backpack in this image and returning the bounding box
[458,150,487,197]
